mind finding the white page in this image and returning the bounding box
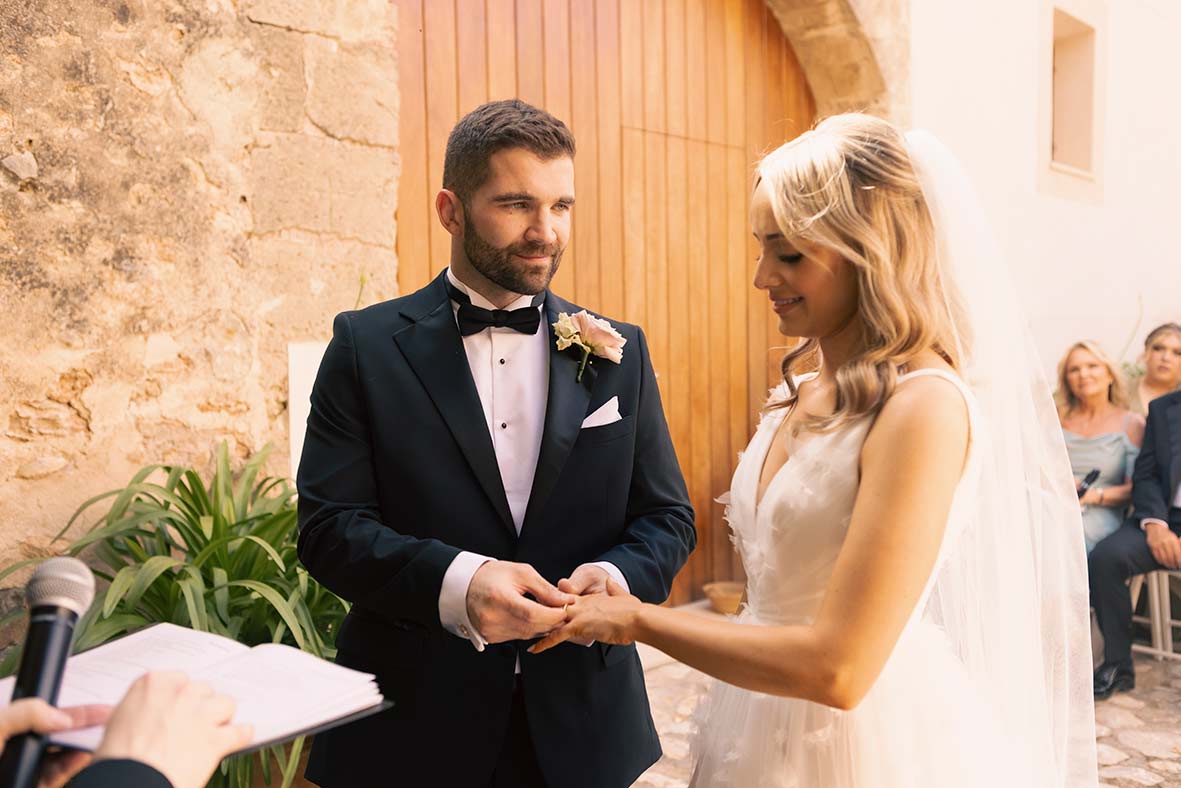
[0,624,381,752]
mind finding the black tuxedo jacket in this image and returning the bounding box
[297,272,695,788]
[1132,389,1181,530]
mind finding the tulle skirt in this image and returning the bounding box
[689,611,1029,788]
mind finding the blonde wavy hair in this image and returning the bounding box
[759,113,967,431]
[1054,340,1130,414]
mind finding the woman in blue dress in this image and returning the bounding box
[1056,340,1145,552]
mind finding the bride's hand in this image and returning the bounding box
[527,580,642,654]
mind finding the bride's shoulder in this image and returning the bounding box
[763,372,810,406]
[870,365,971,461]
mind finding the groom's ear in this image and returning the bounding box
[435,189,465,236]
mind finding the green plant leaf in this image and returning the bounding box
[225,580,307,651]
[123,556,186,611]
[193,534,285,574]
[75,612,150,651]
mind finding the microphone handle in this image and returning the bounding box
[0,606,80,788]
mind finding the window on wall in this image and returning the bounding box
[1051,9,1096,174]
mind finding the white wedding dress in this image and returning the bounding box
[690,369,1024,788]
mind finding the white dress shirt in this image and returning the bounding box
[437,268,628,653]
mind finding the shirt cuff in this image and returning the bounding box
[586,561,629,594]
[1141,518,1170,532]
[439,551,494,651]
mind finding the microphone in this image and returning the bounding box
[0,557,95,788]
[1076,468,1101,499]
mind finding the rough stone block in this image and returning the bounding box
[250,132,396,246]
[304,36,397,148]
[252,26,307,134]
[242,0,395,44]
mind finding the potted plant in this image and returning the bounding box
[0,443,348,788]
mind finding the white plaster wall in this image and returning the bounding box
[908,0,1181,373]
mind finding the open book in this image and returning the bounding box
[0,623,387,753]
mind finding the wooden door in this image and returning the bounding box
[396,0,816,605]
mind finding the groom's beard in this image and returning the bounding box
[462,213,563,296]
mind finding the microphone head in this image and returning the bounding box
[26,557,95,617]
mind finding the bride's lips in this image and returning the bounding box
[770,295,804,314]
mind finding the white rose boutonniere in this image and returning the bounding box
[553,310,627,382]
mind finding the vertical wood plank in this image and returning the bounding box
[596,0,625,321]
[725,145,749,583]
[540,0,578,302]
[665,0,687,139]
[724,0,747,584]
[619,0,643,129]
[620,128,646,326]
[704,0,725,145]
[424,0,459,279]
[642,0,666,135]
[744,0,768,434]
[486,0,517,100]
[665,133,692,585]
[706,141,730,587]
[685,136,711,603]
[685,0,706,143]
[566,0,597,306]
[395,0,431,293]
[516,0,545,106]
[664,0,690,592]
[644,130,668,396]
[456,0,489,115]
[724,0,745,148]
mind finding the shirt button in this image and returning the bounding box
[499,358,506,365]
[460,625,470,637]
[500,422,508,429]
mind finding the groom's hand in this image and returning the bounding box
[466,561,576,644]
[558,565,611,597]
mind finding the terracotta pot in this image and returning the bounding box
[702,581,744,615]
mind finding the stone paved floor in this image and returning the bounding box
[633,606,1181,787]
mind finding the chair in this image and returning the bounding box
[1130,570,1181,660]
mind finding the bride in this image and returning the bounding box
[530,114,1098,786]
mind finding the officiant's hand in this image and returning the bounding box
[528,580,642,654]
[0,698,110,788]
[466,561,577,644]
[95,672,253,788]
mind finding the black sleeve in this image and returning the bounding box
[1131,396,1169,524]
[593,328,697,603]
[66,759,172,788]
[296,311,460,630]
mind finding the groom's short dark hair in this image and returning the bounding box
[443,99,576,205]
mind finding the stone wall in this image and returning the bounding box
[0,0,400,569]
[765,0,909,123]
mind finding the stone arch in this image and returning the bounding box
[764,0,907,122]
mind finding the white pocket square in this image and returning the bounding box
[581,396,621,429]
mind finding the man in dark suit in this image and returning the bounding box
[296,99,695,787]
[1091,389,1181,699]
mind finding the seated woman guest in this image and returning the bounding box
[1057,340,1145,552]
[1127,322,1181,415]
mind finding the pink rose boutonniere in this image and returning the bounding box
[553,310,627,382]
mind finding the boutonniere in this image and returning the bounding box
[553,310,627,382]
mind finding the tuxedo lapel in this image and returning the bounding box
[393,273,516,537]
[521,295,597,533]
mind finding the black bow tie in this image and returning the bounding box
[445,279,545,337]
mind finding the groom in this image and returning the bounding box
[296,99,695,787]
